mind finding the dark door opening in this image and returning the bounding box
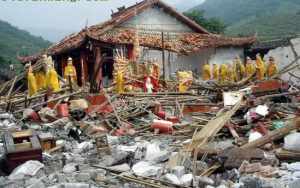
[101,48,114,88]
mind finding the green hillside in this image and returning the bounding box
[0,20,51,68]
[192,0,300,40]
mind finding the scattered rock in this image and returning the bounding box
[170,166,185,178]
[63,163,78,173]
[9,160,44,180]
[75,172,91,182]
[108,163,131,172]
[194,176,214,187]
[239,176,262,188]
[164,173,181,185]
[132,161,162,177]
[180,173,193,186]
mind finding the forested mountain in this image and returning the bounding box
[192,0,300,40]
[0,20,51,68]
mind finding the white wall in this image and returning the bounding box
[121,6,193,32]
[210,47,244,65]
[264,38,300,84]
[139,47,245,79]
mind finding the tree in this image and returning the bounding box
[0,56,7,65]
[184,10,226,34]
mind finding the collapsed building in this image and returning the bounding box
[19,0,255,86]
[3,1,300,188]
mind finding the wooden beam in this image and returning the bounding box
[91,47,102,93]
[161,32,166,80]
[186,98,243,151]
[241,118,300,149]
[80,51,86,86]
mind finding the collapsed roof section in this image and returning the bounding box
[18,0,255,63]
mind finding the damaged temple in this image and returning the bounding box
[1,0,300,187]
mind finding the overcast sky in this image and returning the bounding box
[0,0,205,42]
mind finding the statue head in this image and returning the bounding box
[68,57,73,66]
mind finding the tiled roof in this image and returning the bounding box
[91,28,256,54]
[18,0,255,63]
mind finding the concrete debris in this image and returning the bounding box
[8,160,44,180]
[145,142,170,162]
[63,163,78,174]
[108,163,131,172]
[1,53,300,188]
[170,165,185,178]
[195,176,215,187]
[163,173,181,185]
[248,131,263,143]
[131,161,162,177]
[180,173,193,186]
[284,132,300,152]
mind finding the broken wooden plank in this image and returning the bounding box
[275,148,300,161]
[241,118,300,149]
[186,97,243,151]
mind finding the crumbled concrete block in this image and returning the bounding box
[145,143,169,163]
[287,162,300,171]
[180,173,193,186]
[194,176,214,187]
[132,161,162,177]
[240,176,262,188]
[170,166,185,178]
[164,173,181,185]
[75,172,91,182]
[73,141,93,154]
[63,163,78,173]
[109,163,131,172]
[9,160,45,180]
[102,147,130,166]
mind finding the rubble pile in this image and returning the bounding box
[2,58,300,188]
